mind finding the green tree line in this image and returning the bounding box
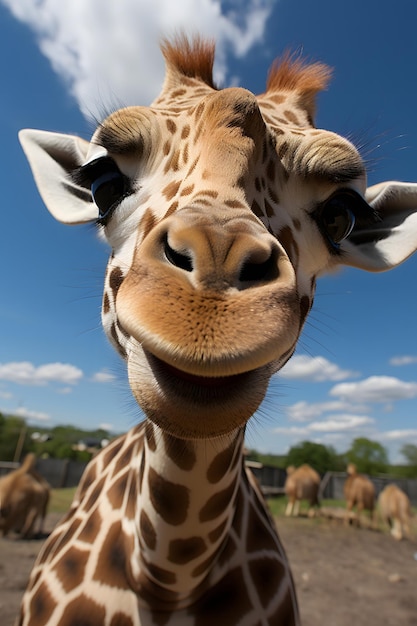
[0,413,112,463]
[246,438,417,477]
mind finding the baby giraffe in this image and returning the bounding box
[18,35,417,625]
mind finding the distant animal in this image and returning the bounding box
[0,453,50,538]
[343,463,375,527]
[378,484,412,540]
[284,464,321,517]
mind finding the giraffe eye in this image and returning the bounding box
[83,157,129,224]
[318,190,357,248]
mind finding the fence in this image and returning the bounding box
[1,458,417,504]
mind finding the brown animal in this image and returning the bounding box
[0,453,50,538]
[378,484,412,540]
[344,463,375,527]
[284,464,321,517]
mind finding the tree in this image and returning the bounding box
[346,437,388,475]
[285,441,340,475]
[400,443,417,477]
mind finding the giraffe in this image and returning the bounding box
[17,35,417,625]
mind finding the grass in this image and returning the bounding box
[49,488,77,514]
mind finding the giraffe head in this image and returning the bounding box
[19,36,417,439]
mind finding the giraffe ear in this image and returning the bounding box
[341,181,417,271]
[19,129,98,224]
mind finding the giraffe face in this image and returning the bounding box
[85,88,366,438]
[19,38,417,438]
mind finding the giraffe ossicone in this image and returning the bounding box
[18,35,417,625]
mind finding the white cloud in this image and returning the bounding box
[279,355,358,382]
[15,407,51,422]
[0,361,83,386]
[390,355,417,366]
[1,0,276,119]
[379,429,417,441]
[91,370,116,383]
[285,400,369,422]
[308,414,375,432]
[330,376,417,404]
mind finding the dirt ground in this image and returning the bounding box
[1,512,416,626]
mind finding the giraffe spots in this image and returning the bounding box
[140,208,157,241]
[138,446,146,493]
[251,199,264,218]
[208,517,227,543]
[83,476,106,512]
[224,199,245,209]
[268,94,287,105]
[166,119,177,134]
[192,567,252,625]
[112,447,133,483]
[191,552,217,578]
[109,266,124,300]
[164,201,179,218]
[93,521,129,589]
[59,595,106,626]
[78,508,102,544]
[277,140,289,160]
[140,510,157,550]
[110,322,128,360]
[163,433,196,470]
[107,469,129,510]
[246,506,278,554]
[167,536,206,564]
[248,557,286,612]
[181,125,190,139]
[28,582,57,626]
[125,474,138,521]
[199,480,236,522]
[284,109,301,125]
[268,184,280,205]
[103,292,110,314]
[266,159,276,182]
[110,614,135,626]
[53,546,89,593]
[264,199,275,218]
[206,439,236,483]
[162,180,181,201]
[146,561,177,586]
[163,140,171,156]
[277,226,299,265]
[180,183,195,196]
[148,467,189,525]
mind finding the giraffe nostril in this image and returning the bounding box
[163,234,193,272]
[239,249,279,283]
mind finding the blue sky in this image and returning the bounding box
[1,0,417,463]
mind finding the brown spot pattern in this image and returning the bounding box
[59,595,106,626]
[199,480,236,522]
[192,567,252,625]
[206,440,236,483]
[93,521,129,589]
[148,467,189,525]
[140,510,157,550]
[28,582,57,626]
[163,433,196,470]
[53,546,89,593]
[168,536,206,564]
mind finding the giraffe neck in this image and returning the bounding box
[133,421,245,600]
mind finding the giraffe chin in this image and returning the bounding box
[132,350,272,439]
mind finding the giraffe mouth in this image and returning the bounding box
[146,351,253,390]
